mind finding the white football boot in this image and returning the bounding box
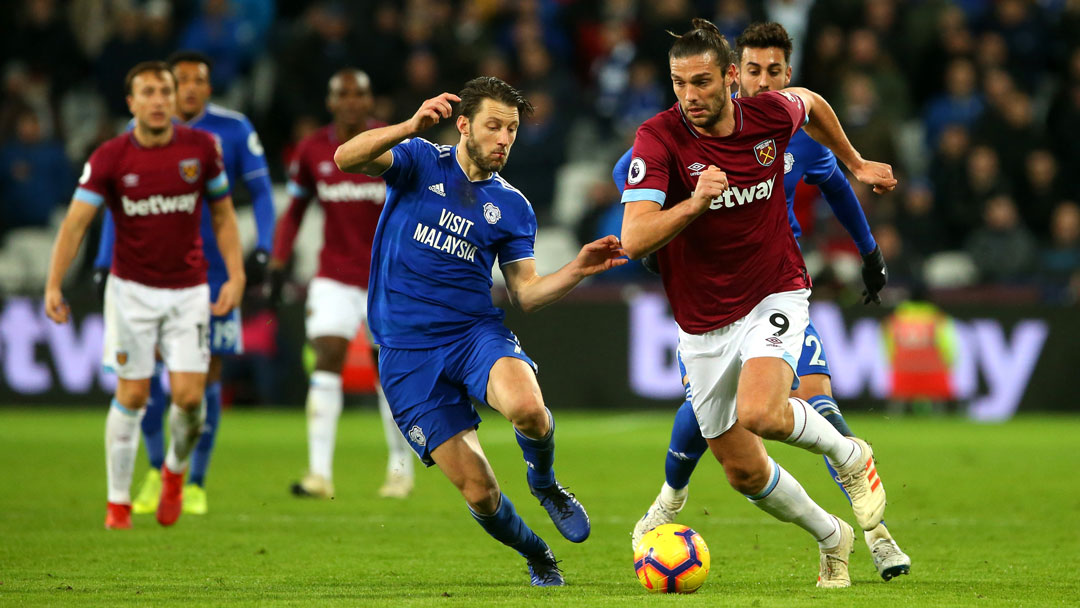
[817,517,855,588]
[866,526,911,581]
[630,484,687,550]
[835,438,886,530]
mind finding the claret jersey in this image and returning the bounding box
[367,138,537,349]
[75,125,229,288]
[622,91,811,333]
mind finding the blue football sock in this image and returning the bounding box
[141,372,167,470]
[470,493,549,559]
[665,399,708,490]
[515,408,555,489]
[188,381,221,487]
[808,394,854,437]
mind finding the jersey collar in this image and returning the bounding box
[677,100,743,140]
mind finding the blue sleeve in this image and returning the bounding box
[247,171,275,251]
[236,118,275,251]
[94,208,115,269]
[381,137,433,187]
[612,147,633,194]
[498,198,538,266]
[818,168,877,256]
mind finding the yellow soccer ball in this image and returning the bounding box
[633,523,710,593]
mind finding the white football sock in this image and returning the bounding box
[307,371,343,480]
[165,402,204,473]
[747,458,842,549]
[785,397,860,469]
[658,482,689,511]
[106,401,144,504]
[377,383,413,478]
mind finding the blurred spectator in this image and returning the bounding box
[837,72,899,168]
[965,194,1038,284]
[498,90,567,226]
[983,0,1050,89]
[516,42,576,114]
[961,144,1010,222]
[712,0,761,44]
[930,126,973,246]
[276,2,361,121]
[1040,201,1080,296]
[0,109,72,235]
[764,0,813,74]
[95,8,165,117]
[357,4,407,94]
[896,181,947,258]
[923,57,984,149]
[845,28,909,121]
[614,60,666,137]
[1021,149,1066,237]
[5,0,86,101]
[591,19,637,135]
[973,91,1042,187]
[801,25,846,97]
[391,50,443,124]
[179,0,264,92]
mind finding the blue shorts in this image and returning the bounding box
[795,319,831,378]
[209,279,244,356]
[378,321,537,466]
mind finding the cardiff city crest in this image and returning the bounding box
[483,202,501,225]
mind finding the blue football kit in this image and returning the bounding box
[369,137,540,465]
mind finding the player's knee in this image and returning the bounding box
[171,388,203,411]
[462,479,501,514]
[736,398,787,438]
[512,400,549,435]
[724,461,771,495]
[115,382,150,409]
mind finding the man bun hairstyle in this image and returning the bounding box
[735,22,794,64]
[124,60,175,96]
[668,18,734,68]
[458,76,534,121]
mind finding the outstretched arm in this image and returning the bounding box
[334,92,460,175]
[785,87,897,194]
[501,235,627,314]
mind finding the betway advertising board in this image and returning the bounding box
[0,293,1067,419]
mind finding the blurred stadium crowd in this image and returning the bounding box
[2,0,1079,302]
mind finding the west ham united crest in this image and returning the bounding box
[483,202,501,225]
[116,351,128,365]
[179,158,202,183]
[754,139,777,167]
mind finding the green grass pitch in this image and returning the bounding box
[2,407,1078,606]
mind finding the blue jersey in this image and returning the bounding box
[94,103,276,284]
[614,125,876,255]
[368,138,537,349]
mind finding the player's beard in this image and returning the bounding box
[466,134,507,174]
[684,93,728,129]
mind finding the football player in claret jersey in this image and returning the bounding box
[333,76,626,586]
[43,61,245,530]
[618,22,910,581]
[269,69,415,500]
[93,51,277,516]
[619,20,897,588]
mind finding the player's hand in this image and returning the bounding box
[574,235,628,277]
[212,277,245,316]
[690,165,728,212]
[44,287,70,324]
[409,93,462,133]
[92,268,108,303]
[860,245,888,305]
[852,159,897,194]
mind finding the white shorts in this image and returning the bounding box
[678,289,810,439]
[306,277,367,340]
[102,275,211,379]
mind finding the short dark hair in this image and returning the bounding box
[669,18,734,68]
[735,22,794,64]
[166,50,214,72]
[458,76,534,121]
[124,61,174,96]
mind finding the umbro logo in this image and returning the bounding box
[688,162,706,176]
[428,183,445,197]
[122,173,139,187]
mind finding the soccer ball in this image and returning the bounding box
[633,523,710,593]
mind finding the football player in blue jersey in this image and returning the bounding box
[92,51,276,516]
[334,77,626,586]
[619,23,910,580]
